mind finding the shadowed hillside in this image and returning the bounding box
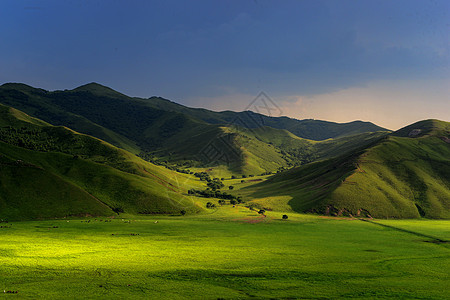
[0,83,388,175]
[241,119,450,219]
[0,104,203,220]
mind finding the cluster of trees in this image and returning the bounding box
[207,178,224,190]
[219,198,243,205]
[0,124,138,174]
[138,153,192,171]
[138,152,199,174]
[205,197,243,209]
[188,189,242,202]
[231,174,255,179]
[194,172,211,181]
[193,173,227,191]
[0,126,60,152]
[259,171,272,176]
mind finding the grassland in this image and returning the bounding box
[0,208,449,299]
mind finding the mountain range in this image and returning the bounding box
[0,82,448,220]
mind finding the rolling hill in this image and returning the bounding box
[0,83,447,220]
[0,82,388,175]
[240,119,450,219]
[0,104,203,220]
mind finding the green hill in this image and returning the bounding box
[240,119,450,219]
[0,83,388,175]
[0,104,203,220]
[0,83,446,220]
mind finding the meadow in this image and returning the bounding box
[1,207,449,299]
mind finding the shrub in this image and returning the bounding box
[282,214,288,220]
[112,207,124,214]
[228,185,234,190]
[180,210,186,216]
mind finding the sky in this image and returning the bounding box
[1,0,448,130]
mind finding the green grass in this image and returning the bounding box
[240,120,450,219]
[0,104,208,220]
[0,211,448,299]
[328,134,450,218]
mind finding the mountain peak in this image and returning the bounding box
[73,82,128,98]
[0,82,42,92]
[393,119,450,138]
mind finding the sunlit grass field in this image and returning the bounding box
[1,208,449,299]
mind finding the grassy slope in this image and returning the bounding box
[0,104,204,220]
[329,121,450,218]
[0,83,140,154]
[0,83,388,175]
[0,151,112,220]
[238,151,360,213]
[240,120,450,219]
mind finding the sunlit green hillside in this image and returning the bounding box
[0,104,203,220]
[241,119,450,219]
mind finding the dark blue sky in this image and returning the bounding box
[1,0,448,129]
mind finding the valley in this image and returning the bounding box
[0,83,449,299]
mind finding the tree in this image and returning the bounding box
[207,178,224,190]
[218,200,225,205]
[282,214,288,220]
[258,209,265,215]
[230,199,237,205]
[231,175,237,179]
[228,185,234,190]
[180,210,186,216]
[206,202,215,209]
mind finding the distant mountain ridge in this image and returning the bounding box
[142,94,386,140]
[0,82,387,139]
[0,82,389,175]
